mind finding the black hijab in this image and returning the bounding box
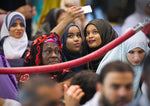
[84,19,118,71]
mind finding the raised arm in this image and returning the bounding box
[51,6,83,38]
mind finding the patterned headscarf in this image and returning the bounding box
[21,32,73,83]
[24,32,62,66]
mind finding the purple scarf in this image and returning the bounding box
[0,52,18,100]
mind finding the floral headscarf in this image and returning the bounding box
[21,32,72,83]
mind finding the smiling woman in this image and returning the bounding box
[0,12,28,67]
[0,12,28,59]
[85,24,102,48]
[9,19,25,39]
[84,19,118,71]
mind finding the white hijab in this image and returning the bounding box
[96,30,150,98]
[0,12,28,59]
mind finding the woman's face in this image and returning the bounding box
[42,42,61,65]
[86,24,102,48]
[127,47,146,66]
[66,26,82,52]
[9,19,25,39]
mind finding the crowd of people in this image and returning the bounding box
[0,0,150,106]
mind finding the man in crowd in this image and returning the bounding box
[65,61,134,106]
[97,60,134,106]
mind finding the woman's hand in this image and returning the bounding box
[51,6,84,38]
[64,6,83,23]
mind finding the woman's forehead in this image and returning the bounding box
[68,26,80,31]
[129,47,145,51]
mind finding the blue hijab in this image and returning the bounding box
[61,23,84,73]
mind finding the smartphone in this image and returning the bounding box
[80,5,92,14]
